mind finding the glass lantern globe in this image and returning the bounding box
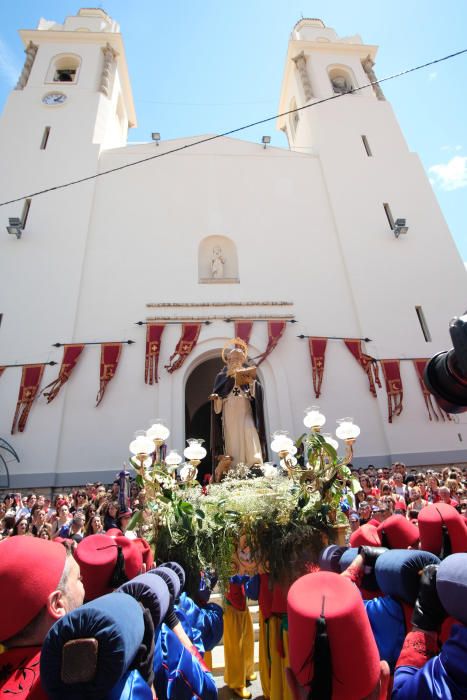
[335,418,361,441]
[146,420,170,442]
[129,435,155,456]
[179,464,198,482]
[303,406,326,430]
[270,431,294,454]
[322,433,339,450]
[184,438,207,461]
[165,450,183,468]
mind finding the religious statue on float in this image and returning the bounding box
[209,338,267,479]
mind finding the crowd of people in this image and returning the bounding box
[0,479,144,543]
[0,461,466,700]
[347,461,467,528]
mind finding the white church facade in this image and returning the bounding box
[0,9,466,488]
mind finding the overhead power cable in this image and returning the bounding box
[0,47,466,208]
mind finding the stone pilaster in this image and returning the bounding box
[292,51,313,101]
[15,41,38,90]
[361,55,385,101]
[99,43,118,97]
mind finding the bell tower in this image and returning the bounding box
[277,18,466,361]
[0,7,136,158]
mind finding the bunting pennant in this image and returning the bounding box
[344,339,381,397]
[96,343,122,407]
[11,364,45,434]
[256,320,287,366]
[413,359,451,422]
[234,320,253,346]
[165,323,202,374]
[42,344,85,403]
[308,337,328,398]
[380,359,403,423]
[145,323,166,384]
[0,367,5,380]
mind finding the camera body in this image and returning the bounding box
[424,314,467,413]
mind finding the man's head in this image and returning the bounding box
[0,538,84,646]
[358,501,371,521]
[438,486,452,503]
[227,347,245,369]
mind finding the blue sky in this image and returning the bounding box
[0,1,466,260]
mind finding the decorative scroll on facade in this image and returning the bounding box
[292,51,313,101]
[15,41,38,90]
[361,55,385,101]
[99,43,118,97]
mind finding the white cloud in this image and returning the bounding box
[429,156,467,191]
[428,71,437,80]
[0,37,20,87]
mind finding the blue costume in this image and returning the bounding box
[177,591,223,653]
[364,595,406,671]
[393,625,467,700]
[153,625,218,700]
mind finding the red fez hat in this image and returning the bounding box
[75,534,143,601]
[105,528,123,538]
[0,537,66,642]
[135,537,154,570]
[377,514,419,549]
[288,572,380,700]
[418,503,467,556]
[349,524,381,548]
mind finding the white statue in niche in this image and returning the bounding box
[211,246,225,279]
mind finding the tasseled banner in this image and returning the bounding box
[234,320,253,346]
[110,546,129,588]
[307,337,327,398]
[0,367,5,381]
[165,323,201,374]
[413,359,451,422]
[42,344,85,403]
[440,525,452,560]
[344,339,381,397]
[145,323,165,384]
[310,597,332,700]
[256,320,286,366]
[380,359,403,423]
[11,364,45,434]
[96,343,122,407]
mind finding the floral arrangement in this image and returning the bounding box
[128,431,358,597]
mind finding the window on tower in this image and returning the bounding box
[328,66,355,95]
[46,54,81,84]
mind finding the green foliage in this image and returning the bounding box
[133,432,352,595]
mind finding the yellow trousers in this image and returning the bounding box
[223,603,255,689]
[258,610,271,699]
[268,615,293,700]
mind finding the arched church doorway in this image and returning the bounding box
[185,356,223,483]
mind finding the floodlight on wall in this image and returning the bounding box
[262,135,271,149]
[393,218,409,238]
[6,217,23,239]
[151,132,161,145]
